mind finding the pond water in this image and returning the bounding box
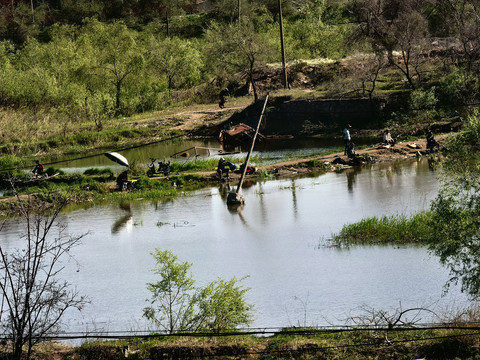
[0,159,470,336]
[49,136,376,173]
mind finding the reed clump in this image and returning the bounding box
[332,211,434,245]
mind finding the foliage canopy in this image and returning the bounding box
[143,249,253,333]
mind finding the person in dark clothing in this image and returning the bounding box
[346,142,356,160]
[217,157,231,180]
[32,160,45,177]
[426,129,439,152]
[116,170,129,191]
[219,88,229,109]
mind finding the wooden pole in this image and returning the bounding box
[278,0,288,89]
[227,94,269,205]
[238,0,241,22]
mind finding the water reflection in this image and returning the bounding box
[346,168,356,192]
[227,202,248,227]
[111,202,133,234]
[291,179,299,220]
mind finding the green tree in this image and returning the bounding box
[437,66,480,106]
[409,86,438,124]
[18,25,87,109]
[149,36,203,98]
[80,20,144,115]
[0,41,15,104]
[143,250,197,333]
[53,0,103,24]
[0,2,47,45]
[429,112,480,298]
[283,10,350,59]
[250,0,296,20]
[6,38,60,107]
[143,250,253,333]
[210,0,242,22]
[195,277,252,333]
[146,0,188,37]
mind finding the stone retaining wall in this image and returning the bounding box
[224,97,386,136]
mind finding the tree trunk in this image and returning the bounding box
[166,9,170,37]
[249,71,258,103]
[116,80,122,114]
[13,336,24,360]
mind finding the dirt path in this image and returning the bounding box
[125,101,248,135]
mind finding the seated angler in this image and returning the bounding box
[32,160,45,177]
[383,129,396,146]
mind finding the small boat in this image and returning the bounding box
[219,123,265,145]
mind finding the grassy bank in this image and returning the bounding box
[7,324,480,360]
[0,167,213,217]
[332,211,434,246]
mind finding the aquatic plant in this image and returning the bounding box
[332,211,434,245]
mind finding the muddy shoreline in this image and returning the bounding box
[207,133,448,181]
[0,133,449,215]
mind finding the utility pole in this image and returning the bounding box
[238,0,241,22]
[278,0,288,89]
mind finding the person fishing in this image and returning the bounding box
[383,129,396,146]
[217,157,231,180]
[32,160,45,177]
[346,142,356,160]
[426,129,439,152]
[219,88,229,109]
[116,170,129,191]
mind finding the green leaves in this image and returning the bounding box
[144,250,196,332]
[429,112,480,298]
[149,36,203,96]
[144,250,253,333]
[195,277,253,333]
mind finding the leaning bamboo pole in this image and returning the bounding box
[227,94,269,205]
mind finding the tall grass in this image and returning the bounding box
[332,211,434,245]
[0,155,27,169]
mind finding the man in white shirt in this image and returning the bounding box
[383,129,396,146]
[343,124,352,155]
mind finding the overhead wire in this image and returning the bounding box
[8,322,479,341]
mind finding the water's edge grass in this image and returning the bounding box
[331,211,435,246]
